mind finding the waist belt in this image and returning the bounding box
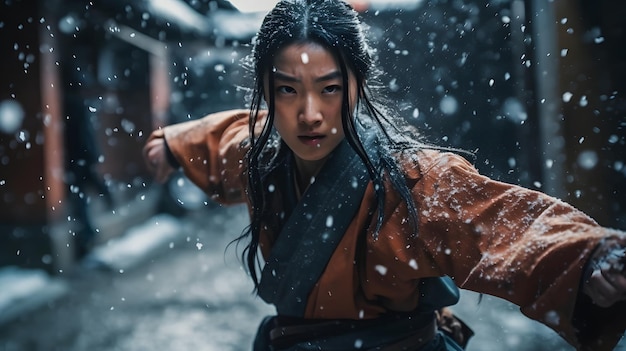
[269,312,437,350]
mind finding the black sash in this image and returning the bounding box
[257,136,371,317]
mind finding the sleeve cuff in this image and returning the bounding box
[163,138,181,169]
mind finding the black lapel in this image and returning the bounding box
[257,136,372,317]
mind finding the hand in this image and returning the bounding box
[143,132,176,183]
[583,236,626,307]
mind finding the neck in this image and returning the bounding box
[293,157,327,196]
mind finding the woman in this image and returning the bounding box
[143,0,626,350]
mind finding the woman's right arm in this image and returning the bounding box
[142,109,264,205]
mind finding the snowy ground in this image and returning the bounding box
[0,205,624,351]
[456,292,571,351]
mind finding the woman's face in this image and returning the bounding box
[265,42,358,172]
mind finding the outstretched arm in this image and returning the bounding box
[141,109,265,205]
[410,150,626,349]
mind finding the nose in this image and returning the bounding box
[298,94,323,126]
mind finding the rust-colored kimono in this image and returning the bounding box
[150,109,626,350]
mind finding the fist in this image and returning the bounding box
[583,236,626,307]
[143,131,176,183]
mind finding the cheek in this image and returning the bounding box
[331,101,346,126]
[273,100,296,125]
[272,113,290,138]
[344,74,359,108]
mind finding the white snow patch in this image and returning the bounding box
[85,214,184,270]
[0,266,68,326]
[374,265,388,276]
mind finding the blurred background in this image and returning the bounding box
[0,0,625,350]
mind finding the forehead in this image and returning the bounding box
[273,42,340,73]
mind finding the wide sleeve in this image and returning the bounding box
[413,150,626,350]
[154,109,263,205]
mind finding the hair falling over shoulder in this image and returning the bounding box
[236,0,423,290]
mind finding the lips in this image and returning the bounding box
[298,134,326,146]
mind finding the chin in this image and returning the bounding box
[296,151,332,162]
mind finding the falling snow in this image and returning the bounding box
[375,265,388,276]
[1,1,625,350]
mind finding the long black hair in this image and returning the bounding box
[239,0,425,290]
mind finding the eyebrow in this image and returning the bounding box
[274,70,342,83]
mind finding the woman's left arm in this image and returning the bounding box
[413,150,626,350]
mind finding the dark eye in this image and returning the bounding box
[323,85,342,93]
[277,86,296,94]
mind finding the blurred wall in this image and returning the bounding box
[529,0,626,227]
[0,0,59,268]
[0,0,157,271]
[361,0,625,229]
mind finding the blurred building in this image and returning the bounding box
[0,0,253,272]
[0,0,624,274]
[358,0,626,228]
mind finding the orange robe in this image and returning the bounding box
[150,109,626,350]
